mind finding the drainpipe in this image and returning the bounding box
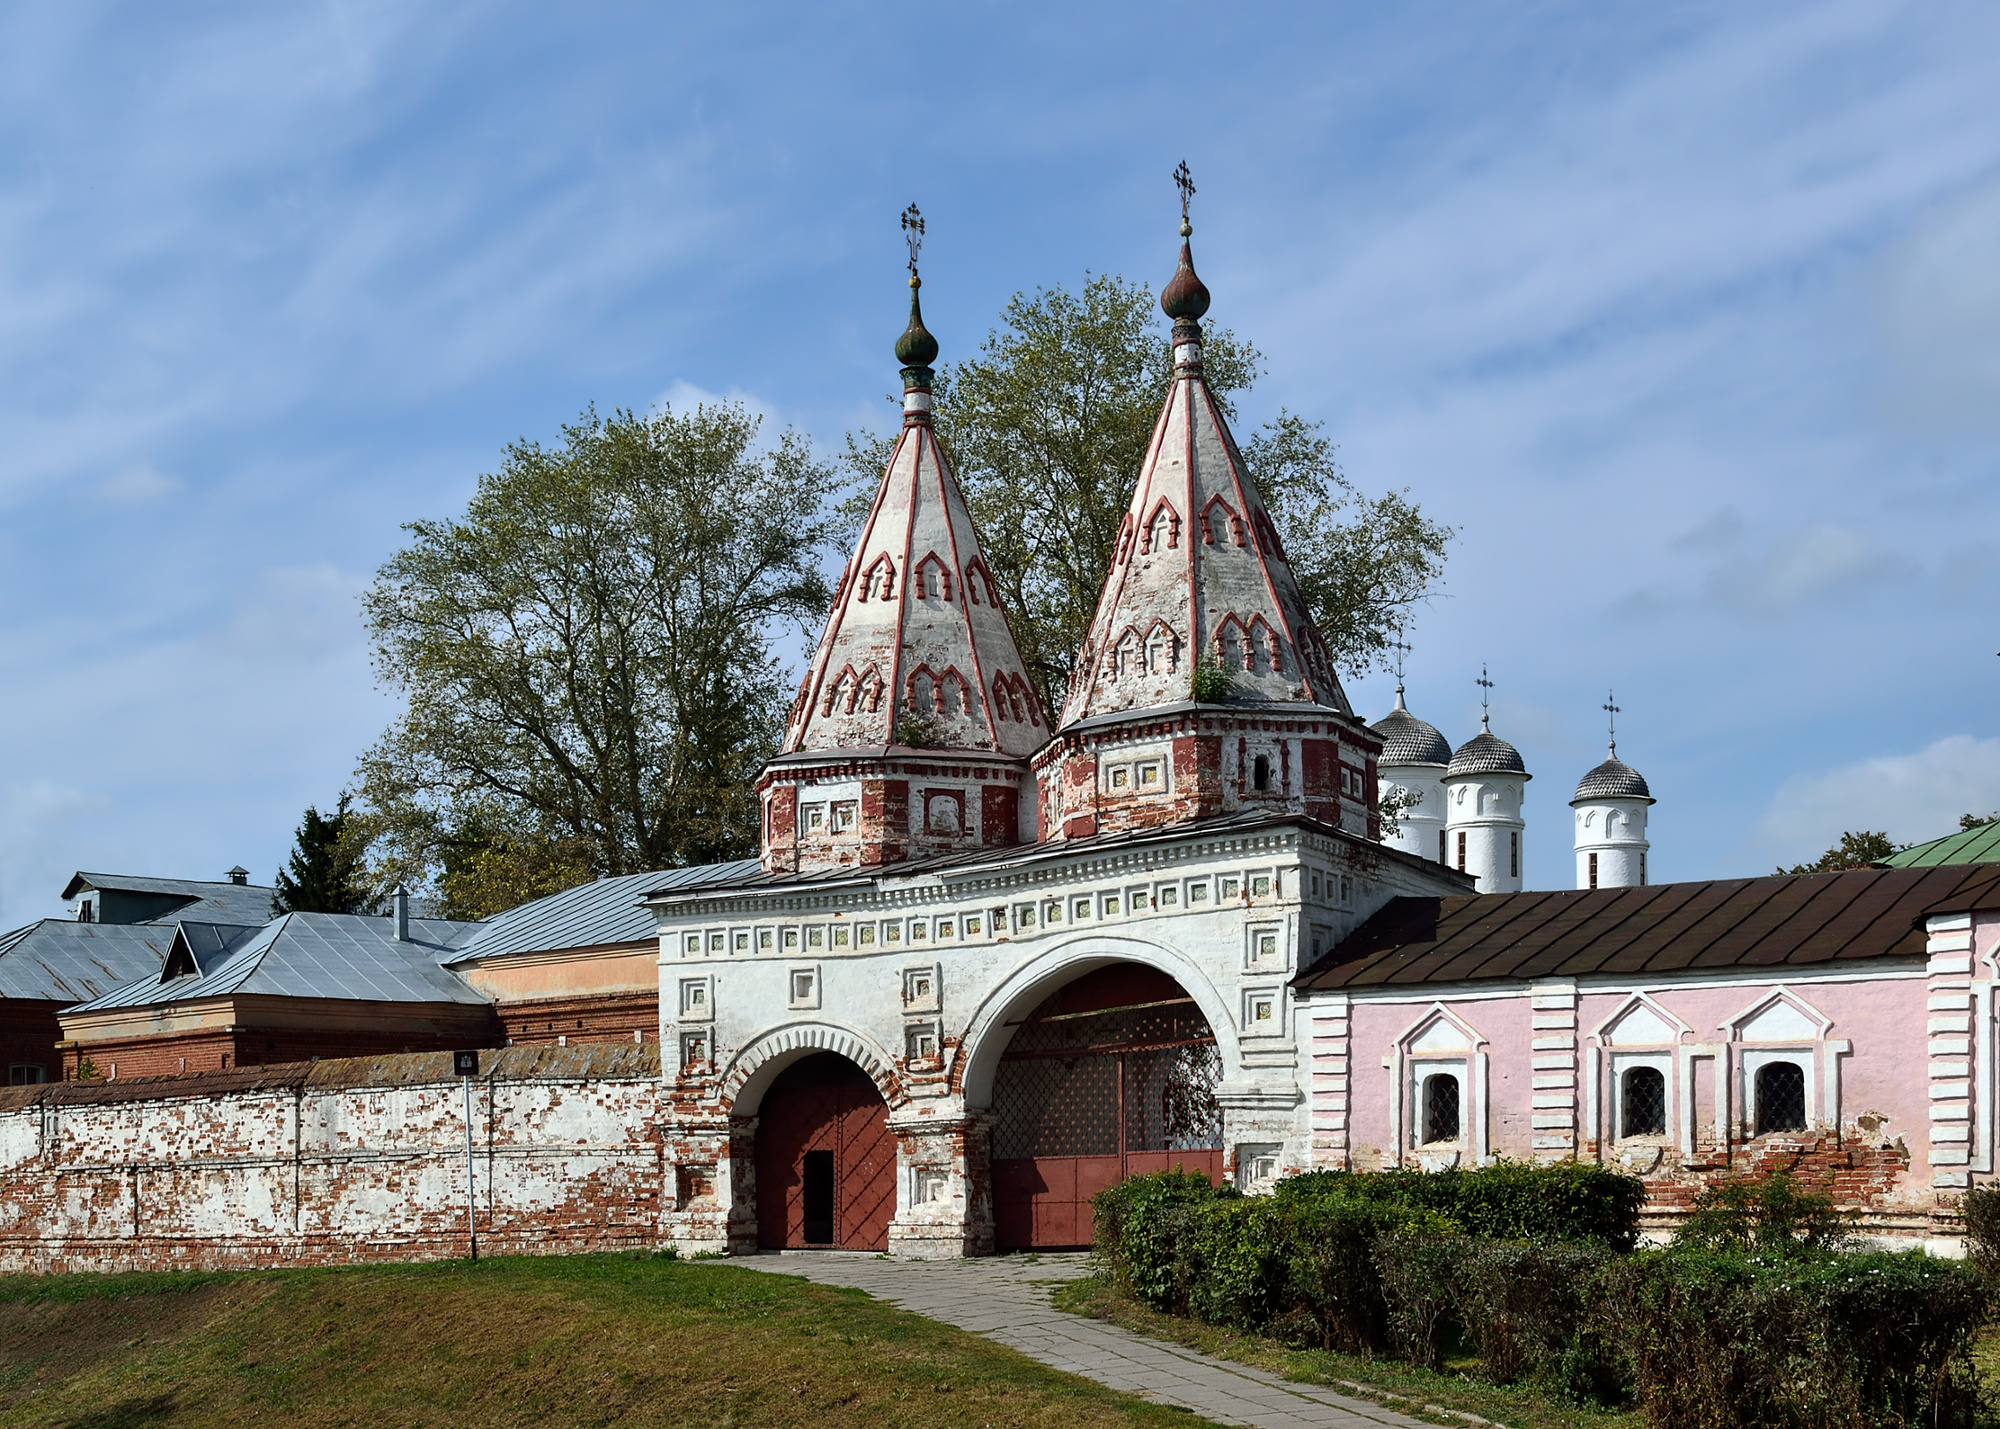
[394,886,410,941]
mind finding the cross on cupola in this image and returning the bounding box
[1476,665,1494,731]
[1603,690,1621,757]
[895,202,939,412]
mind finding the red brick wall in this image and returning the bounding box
[0,1000,63,1085]
[63,1020,502,1081]
[499,992,658,1047]
[0,1047,671,1274]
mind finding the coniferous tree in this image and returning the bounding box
[273,795,371,914]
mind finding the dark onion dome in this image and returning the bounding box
[1160,223,1212,322]
[1446,719,1530,779]
[1571,749,1654,806]
[895,276,939,369]
[1370,686,1451,767]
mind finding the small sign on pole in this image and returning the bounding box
[455,1050,479,1261]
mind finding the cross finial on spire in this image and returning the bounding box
[1476,664,1494,731]
[1603,689,1621,756]
[1173,160,1195,237]
[901,203,924,282]
[1390,638,1412,707]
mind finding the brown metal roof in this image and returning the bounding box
[1293,864,2000,991]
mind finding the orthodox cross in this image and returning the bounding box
[1475,664,1493,712]
[1604,690,1621,753]
[901,203,924,279]
[1390,638,1411,684]
[1173,160,1195,225]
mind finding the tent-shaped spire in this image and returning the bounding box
[759,209,1041,874]
[780,284,1044,760]
[1033,174,1377,845]
[1057,214,1351,728]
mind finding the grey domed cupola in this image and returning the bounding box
[1442,666,1530,893]
[1371,683,1452,768]
[1572,692,1652,889]
[1371,675,1454,865]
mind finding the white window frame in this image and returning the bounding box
[1410,1059,1468,1149]
[1741,1048,1815,1135]
[787,964,821,1011]
[678,976,714,1022]
[1610,1051,1672,1142]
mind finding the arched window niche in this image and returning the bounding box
[1391,1005,1489,1170]
[1586,994,1691,1165]
[1726,989,1849,1145]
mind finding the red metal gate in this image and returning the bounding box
[755,1054,896,1251]
[991,964,1224,1249]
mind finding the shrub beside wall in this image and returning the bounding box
[1093,1166,1995,1428]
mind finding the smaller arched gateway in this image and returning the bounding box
[753,1053,896,1250]
[990,964,1224,1248]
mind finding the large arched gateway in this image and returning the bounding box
[990,963,1224,1248]
[753,1052,896,1250]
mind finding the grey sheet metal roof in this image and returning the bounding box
[449,863,758,963]
[61,872,277,924]
[0,920,175,1003]
[65,911,488,1013]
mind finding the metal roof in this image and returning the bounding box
[1370,706,1452,768]
[644,812,1470,903]
[1571,753,1653,805]
[1446,727,1528,778]
[64,911,488,1013]
[1291,863,2000,991]
[60,872,277,924]
[0,920,175,1003]
[450,864,758,962]
[1885,822,2000,869]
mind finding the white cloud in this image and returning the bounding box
[1700,524,1918,614]
[219,563,366,664]
[98,464,182,505]
[1755,735,2000,866]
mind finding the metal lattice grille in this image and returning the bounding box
[1755,1061,1807,1135]
[1620,1066,1667,1138]
[992,993,1222,1161]
[1421,1073,1460,1144]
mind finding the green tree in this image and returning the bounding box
[1961,812,1998,831]
[1782,830,1901,874]
[272,795,371,914]
[843,274,1452,713]
[357,402,841,898]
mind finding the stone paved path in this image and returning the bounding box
[739,1252,1434,1429]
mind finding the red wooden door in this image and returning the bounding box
[755,1078,894,1251]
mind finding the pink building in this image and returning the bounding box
[1292,863,2000,1242]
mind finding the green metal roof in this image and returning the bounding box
[1885,821,2000,868]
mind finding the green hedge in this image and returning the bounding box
[1091,1167,1996,1426]
[1608,1248,1991,1429]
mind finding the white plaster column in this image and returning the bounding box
[886,1111,992,1258]
[1307,992,1352,1170]
[1530,980,1579,1162]
[1928,912,1976,1192]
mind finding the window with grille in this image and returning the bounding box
[1510,831,1519,878]
[1588,851,1599,889]
[1456,831,1467,872]
[1620,1066,1666,1138]
[1420,1073,1461,1144]
[1755,1062,1807,1134]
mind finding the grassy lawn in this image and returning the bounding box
[0,1253,1214,1429]
[1052,1273,1645,1429]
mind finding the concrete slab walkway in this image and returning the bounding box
[739,1252,1434,1429]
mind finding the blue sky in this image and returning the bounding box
[3,2,1998,922]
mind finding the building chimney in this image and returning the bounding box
[394,886,410,941]
[227,866,249,886]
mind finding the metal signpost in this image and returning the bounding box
[454,1049,479,1261]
